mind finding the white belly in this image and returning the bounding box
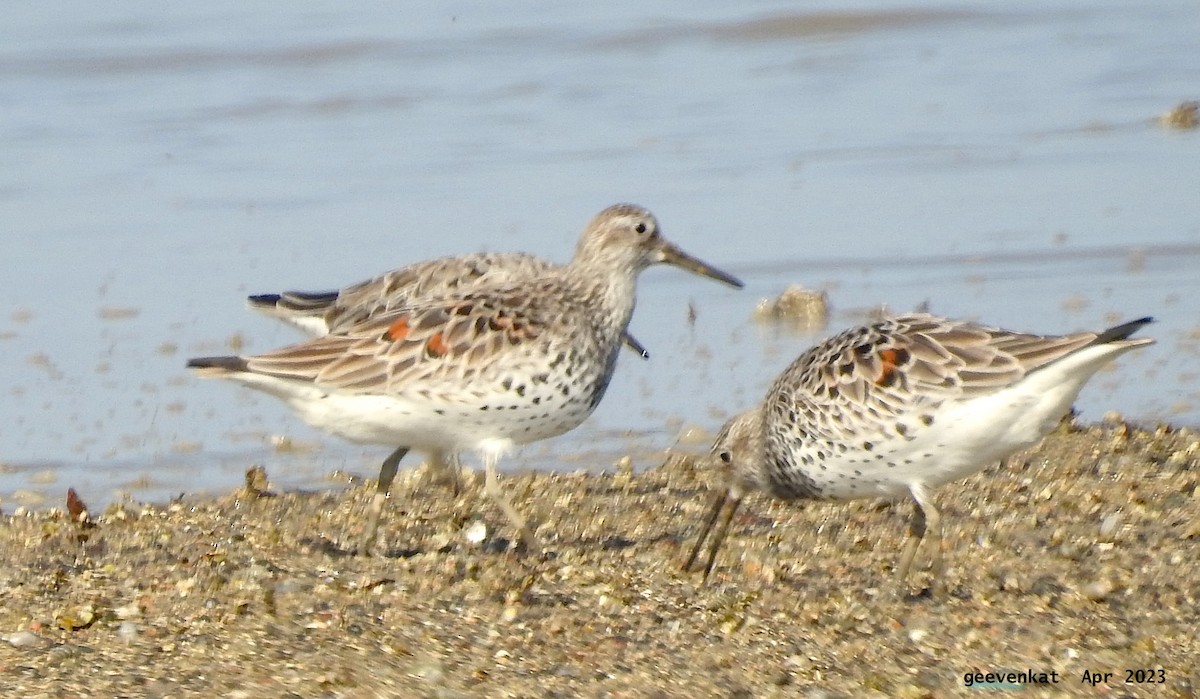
[801,351,1108,501]
[222,370,600,452]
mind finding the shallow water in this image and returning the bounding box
[1,1,1197,507]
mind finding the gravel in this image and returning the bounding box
[1,419,1197,697]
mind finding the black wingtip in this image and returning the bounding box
[246,293,283,308]
[249,289,340,312]
[186,355,250,372]
[1094,316,1154,344]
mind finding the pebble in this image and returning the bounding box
[1083,579,1114,601]
[4,631,43,648]
[1099,512,1121,539]
[0,422,1194,697]
[117,621,139,643]
[753,285,829,330]
[463,519,488,546]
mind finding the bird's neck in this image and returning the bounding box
[564,258,639,335]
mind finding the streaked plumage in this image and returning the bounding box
[247,252,650,358]
[190,204,743,553]
[246,247,649,497]
[685,313,1154,589]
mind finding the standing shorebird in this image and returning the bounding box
[189,204,743,554]
[684,313,1153,588]
[245,246,652,495]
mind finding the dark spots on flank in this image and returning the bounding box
[532,396,542,405]
[434,409,445,416]
[920,414,935,426]
[515,385,526,397]
[549,353,566,369]
[862,441,873,451]
[895,423,909,437]
[501,378,513,390]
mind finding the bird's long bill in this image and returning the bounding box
[657,241,744,289]
[684,488,742,582]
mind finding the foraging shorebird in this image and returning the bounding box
[685,313,1153,588]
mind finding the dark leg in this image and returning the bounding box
[683,489,742,583]
[358,446,409,555]
[684,490,728,571]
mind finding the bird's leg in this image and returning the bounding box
[483,453,537,551]
[621,331,650,360]
[427,450,464,496]
[358,446,408,556]
[684,489,741,583]
[895,483,941,591]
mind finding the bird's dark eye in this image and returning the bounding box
[719,451,732,464]
[634,222,647,234]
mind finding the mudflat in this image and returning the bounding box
[1,419,1197,697]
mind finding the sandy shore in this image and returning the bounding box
[1,418,1198,698]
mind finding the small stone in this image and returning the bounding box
[1159,100,1199,129]
[114,602,141,620]
[754,285,829,331]
[1099,512,1121,539]
[117,622,139,643]
[408,656,445,683]
[613,456,634,487]
[58,604,96,631]
[4,631,43,648]
[244,466,272,497]
[1083,579,1114,601]
[463,519,488,546]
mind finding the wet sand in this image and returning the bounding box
[1,418,1197,698]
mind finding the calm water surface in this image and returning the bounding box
[2,1,1197,507]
